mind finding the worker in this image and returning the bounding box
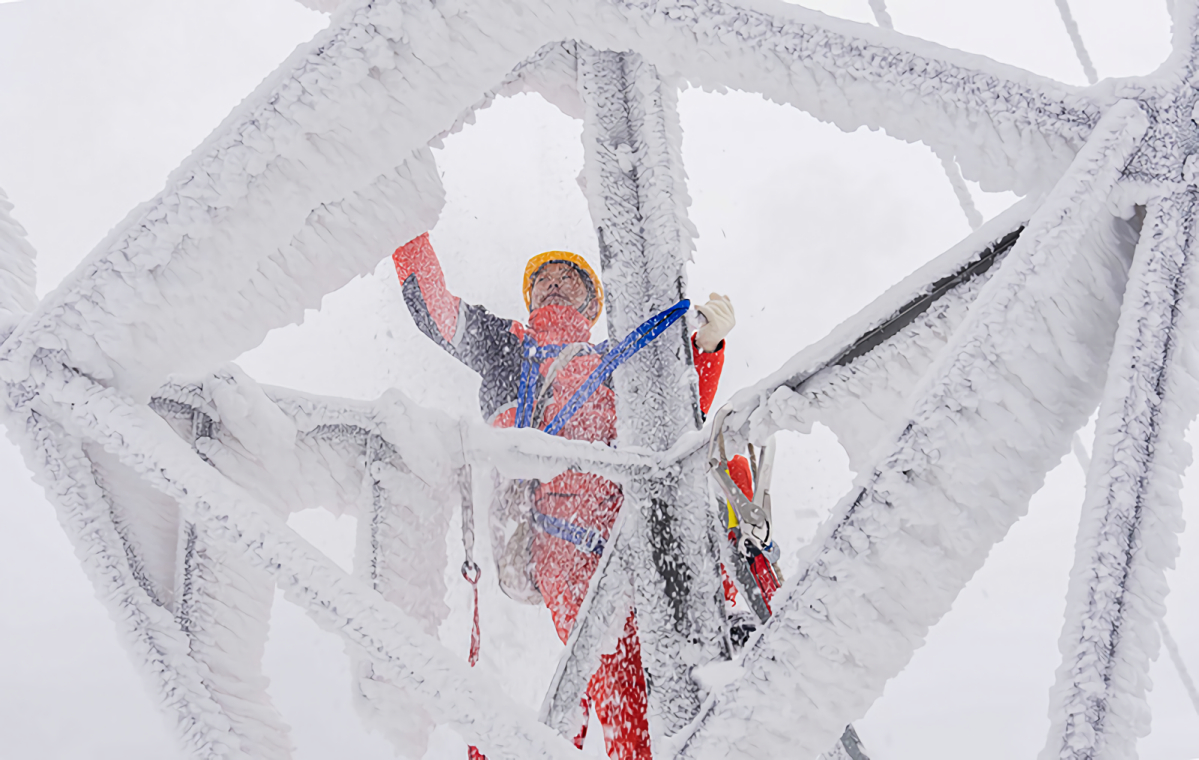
[392,233,735,760]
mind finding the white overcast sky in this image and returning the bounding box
[1,1,1197,759]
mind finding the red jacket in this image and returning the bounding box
[395,236,726,758]
[393,233,725,439]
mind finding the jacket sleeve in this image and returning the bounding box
[394,233,462,344]
[693,334,725,416]
[394,233,524,420]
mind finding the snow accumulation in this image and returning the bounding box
[675,99,1148,760]
[1,0,1113,399]
[0,186,36,329]
[1043,190,1199,760]
[2,0,1199,759]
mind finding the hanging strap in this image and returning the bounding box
[458,464,481,665]
[516,339,540,429]
[457,464,486,760]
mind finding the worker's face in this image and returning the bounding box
[530,262,598,320]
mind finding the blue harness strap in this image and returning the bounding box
[544,299,689,435]
[531,509,607,556]
[516,337,540,428]
[513,299,690,434]
[515,339,603,428]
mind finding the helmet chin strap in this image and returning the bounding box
[577,294,596,318]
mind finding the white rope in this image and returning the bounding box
[935,149,984,231]
[1160,619,1199,717]
[867,0,982,231]
[1054,0,1099,84]
[1071,431,1091,470]
[866,0,893,29]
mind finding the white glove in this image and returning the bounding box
[695,292,735,352]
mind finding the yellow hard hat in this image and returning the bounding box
[523,251,604,324]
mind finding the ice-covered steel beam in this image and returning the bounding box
[1042,191,1199,760]
[1041,7,1199,753]
[689,197,1033,464]
[574,44,730,737]
[1162,0,1199,83]
[152,372,660,508]
[574,0,1104,195]
[0,0,1121,403]
[0,0,1124,402]
[7,409,246,759]
[153,380,453,758]
[540,521,636,736]
[39,363,582,760]
[0,0,572,398]
[1118,0,1199,187]
[676,100,1148,760]
[436,40,585,141]
[350,435,453,757]
[174,520,292,760]
[0,193,248,760]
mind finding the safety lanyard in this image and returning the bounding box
[515,299,690,434]
[457,462,485,760]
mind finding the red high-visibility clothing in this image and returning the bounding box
[394,234,726,760]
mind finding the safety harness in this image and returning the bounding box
[517,299,690,557]
[531,510,607,556]
[515,299,690,435]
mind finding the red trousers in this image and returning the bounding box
[533,472,652,760]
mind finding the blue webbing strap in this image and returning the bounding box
[531,509,606,556]
[514,299,690,432]
[516,337,539,428]
[515,340,601,428]
[543,299,690,436]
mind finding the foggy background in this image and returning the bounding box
[0,1,1196,758]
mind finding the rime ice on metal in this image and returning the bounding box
[2,1,1199,759]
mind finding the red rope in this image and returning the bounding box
[468,577,481,666]
[464,566,485,760]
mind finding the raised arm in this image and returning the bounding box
[393,234,525,421]
[393,233,462,346]
[693,293,736,416]
[694,336,725,417]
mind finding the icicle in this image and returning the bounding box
[1054,0,1100,84]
